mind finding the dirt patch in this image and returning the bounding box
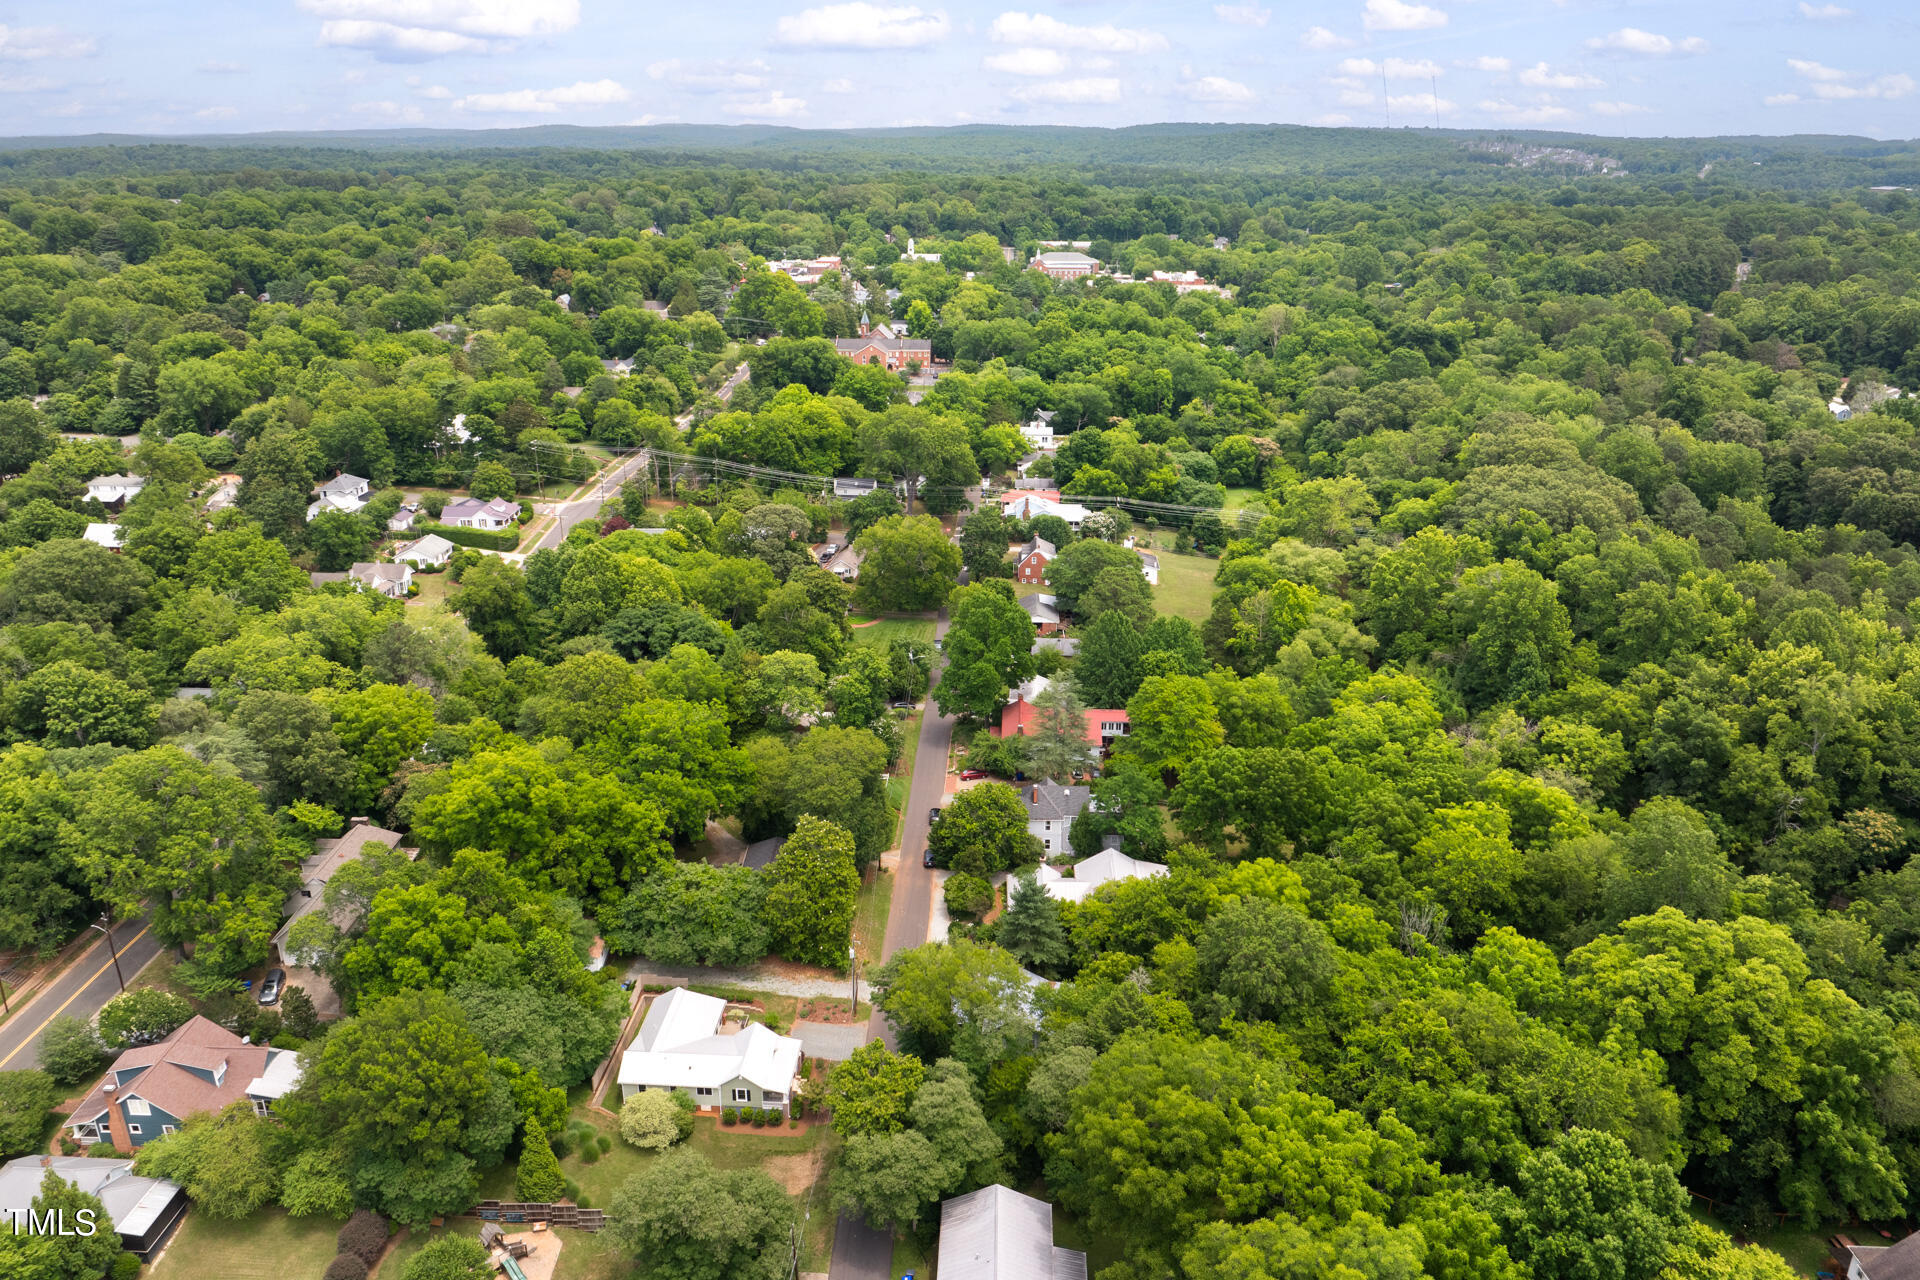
[796,999,859,1024]
[757,957,845,983]
[763,1152,820,1196]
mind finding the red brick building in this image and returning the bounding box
[1015,535,1055,584]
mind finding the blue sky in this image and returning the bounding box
[0,1,1914,139]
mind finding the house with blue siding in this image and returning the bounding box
[67,1016,301,1150]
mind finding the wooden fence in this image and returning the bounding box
[467,1201,607,1232]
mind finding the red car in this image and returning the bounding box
[958,768,988,780]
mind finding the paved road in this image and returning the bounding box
[867,613,955,1051]
[527,362,750,554]
[0,914,161,1072]
[828,1211,894,1280]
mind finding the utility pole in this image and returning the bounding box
[90,914,125,994]
[848,946,858,1013]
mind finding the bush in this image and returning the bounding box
[722,1107,737,1126]
[323,1256,370,1280]
[944,871,994,919]
[39,1016,109,1088]
[0,1069,56,1158]
[790,1098,803,1121]
[597,1134,612,1153]
[751,1108,769,1128]
[580,1145,599,1164]
[621,1091,692,1151]
[412,520,520,553]
[280,986,320,1038]
[562,1179,581,1203]
[96,990,193,1049]
[59,1136,81,1156]
[336,1208,389,1266]
[87,1142,122,1158]
[398,1236,491,1280]
[111,1254,141,1280]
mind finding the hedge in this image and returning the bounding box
[412,520,522,553]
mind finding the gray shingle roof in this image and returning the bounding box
[1022,783,1090,824]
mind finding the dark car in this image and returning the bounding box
[928,807,942,824]
[923,848,936,868]
[258,968,285,1006]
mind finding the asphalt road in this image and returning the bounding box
[868,613,955,1051]
[527,362,751,554]
[0,914,161,1072]
[829,1210,894,1280]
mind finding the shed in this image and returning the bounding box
[939,1184,1086,1280]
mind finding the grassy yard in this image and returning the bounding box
[407,569,454,611]
[853,866,896,963]
[1148,547,1220,622]
[1221,485,1267,512]
[892,1227,937,1279]
[147,1206,341,1280]
[889,703,925,845]
[851,616,937,649]
[1686,1204,1831,1277]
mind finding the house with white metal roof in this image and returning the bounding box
[1034,845,1168,904]
[617,987,801,1112]
[938,1184,1086,1280]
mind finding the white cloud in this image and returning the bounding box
[990,12,1169,54]
[1764,92,1803,106]
[1518,61,1601,89]
[721,90,808,118]
[1009,77,1122,103]
[0,75,60,94]
[1213,3,1269,26]
[1339,56,1439,80]
[301,0,580,58]
[1586,28,1707,57]
[418,83,454,98]
[1388,92,1455,115]
[1590,100,1649,115]
[822,77,855,93]
[349,100,426,123]
[1301,25,1354,50]
[195,105,237,120]
[1311,112,1353,125]
[1336,87,1374,106]
[984,48,1067,75]
[1798,2,1852,17]
[646,57,770,92]
[776,4,949,48]
[1182,75,1254,103]
[1786,58,1914,99]
[1459,55,1510,72]
[1363,0,1447,32]
[454,78,630,113]
[0,24,96,59]
[1478,97,1573,123]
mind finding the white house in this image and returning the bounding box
[395,533,456,568]
[940,1185,1087,1280]
[1830,396,1853,420]
[347,562,411,599]
[1845,1233,1920,1280]
[1001,494,1089,531]
[200,480,239,515]
[274,821,406,965]
[1034,845,1169,905]
[617,987,802,1112]
[1136,548,1160,586]
[440,497,521,530]
[1020,409,1058,451]
[1021,780,1090,854]
[84,474,145,506]
[306,474,370,521]
[83,522,125,551]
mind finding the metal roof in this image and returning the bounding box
[938,1185,1085,1280]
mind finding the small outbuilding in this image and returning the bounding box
[939,1184,1087,1280]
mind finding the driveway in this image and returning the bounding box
[0,913,161,1072]
[829,1211,892,1280]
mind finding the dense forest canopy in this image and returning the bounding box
[0,128,1918,1278]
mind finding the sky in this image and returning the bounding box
[0,0,1915,140]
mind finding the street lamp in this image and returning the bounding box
[89,915,125,994]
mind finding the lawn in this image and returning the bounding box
[407,569,454,611]
[889,704,925,845]
[146,1206,341,1280]
[851,617,937,649]
[1148,547,1219,622]
[853,866,896,964]
[1221,485,1267,512]
[1686,1204,1831,1277]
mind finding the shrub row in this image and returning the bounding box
[412,520,522,552]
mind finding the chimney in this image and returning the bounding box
[1030,785,1038,804]
[348,816,369,829]
[39,1155,51,1168]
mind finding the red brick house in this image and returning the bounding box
[1015,535,1055,584]
[997,676,1128,746]
[833,330,933,371]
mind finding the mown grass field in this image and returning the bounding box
[850,616,937,649]
[1148,547,1220,622]
[146,1206,340,1280]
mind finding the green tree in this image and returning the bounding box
[1074,611,1145,707]
[8,660,153,749]
[1123,675,1225,781]
[607,1148,795,1280]
[1197,897,1338,1024]
[0,1167,123,1279]
[621,1090,692,1150]
[944,871,993,918]
[872,939,1037,1063]
[830,1129,950,1232]
[515,1117,566,1202]
[37,1017,107,1089]
[448,558,539,659]
[1078,564,1155,627]
[959,507,1015,580]
[0,1069,56,1157]
[997,871,1071,973]
[0,398,55,475]
[762,816,860,969]
[1024,678,1095,783]
[1044,539,1143,615]
[606,862,769,968]
[936,581,1035,722]
[468,460,516,500]
[824,1041,926,1138]
[856,405,977,513]
[852,514,961,612]
[928,781,1040,875]
[1507,1129,1688,1280]
[307,510,371,571]
[132,1101,279,1219]
[96,989,193,1049]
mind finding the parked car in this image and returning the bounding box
[958,768,987,780]
[923,848,936,868]
[258,968,285,1005]
[928,807,942,824]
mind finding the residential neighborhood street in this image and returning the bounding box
[0,913,159,1072]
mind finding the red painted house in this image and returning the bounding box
[997,676,1128,746]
